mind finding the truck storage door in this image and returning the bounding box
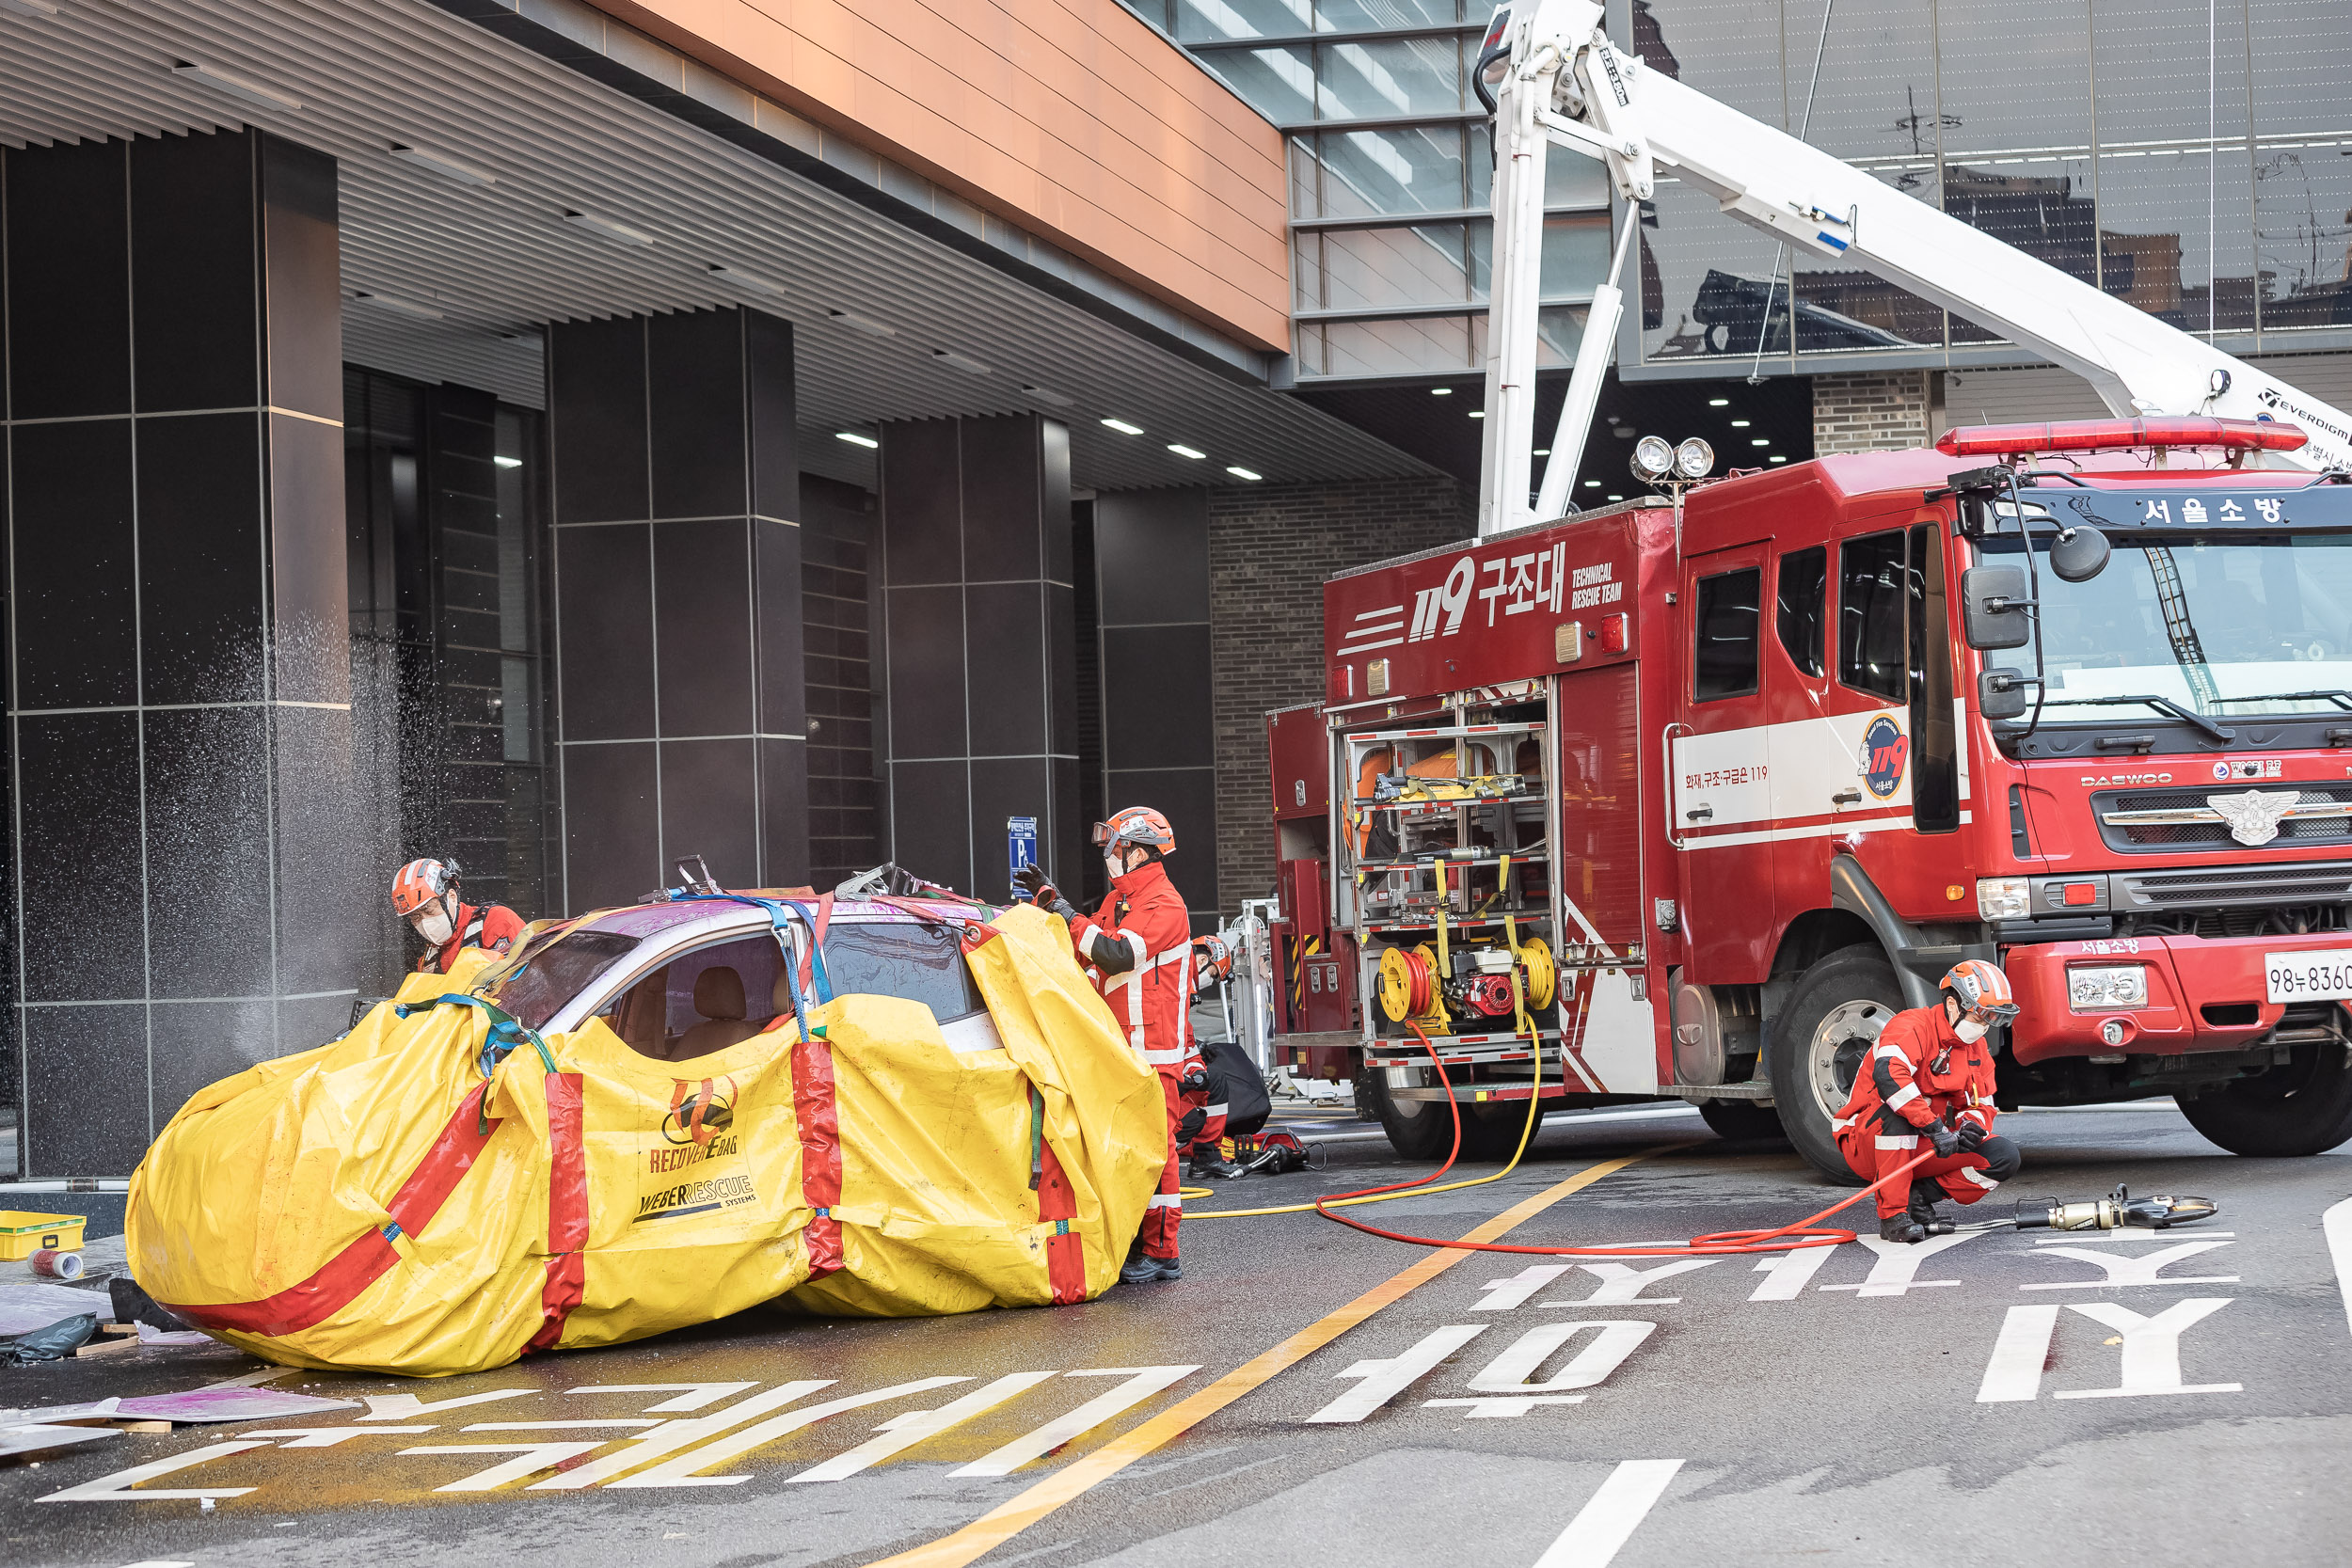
[1671,544,1778,976]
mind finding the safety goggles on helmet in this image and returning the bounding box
[1940,958,2018,1023]
[1091,806,1176,855]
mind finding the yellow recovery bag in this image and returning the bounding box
[125,904,1167,1376]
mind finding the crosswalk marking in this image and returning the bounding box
[525,1381,837,1491]
[790,1375,1057,1484]
[399,1441,605,1492]
[952,1367,1200,1478]
[609,1378,970,1488]
[1976,1306,2059,1403]
[568,1383,758,1412]
[1530,1460,1684,1568]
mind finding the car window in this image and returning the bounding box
[820,921,986,1022]
[1692,565,1761,701]
[1776,545,1827,677]
[1839,530,1908,700]
[484,929,640,1030]
[600,932,786,1061]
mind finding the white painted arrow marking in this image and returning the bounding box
[1476,1264,1574,1310]
[39,1441,275,1502]
[1976,1306,2059,1402]
[952,1366,1198,1477]
[1306,1324,1486,1424]
[1749,1245,1839,1301]
[244,1426,434,1448]
[789,1374,1056,1483]
[607,1377,971,1487]
[526,1380,834,1491]
[2054,1298,2242,1399]
[1531,1459,1684,1568]
[1564,1259,1719,1306]
[568,1383,757,1412]
[358,1388,532,1421]
[1820,1231,1979,1296]
[399,1441,607,1491]
[2021,1241,2237,1290]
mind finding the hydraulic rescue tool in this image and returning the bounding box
[2014,1184,2221,1232]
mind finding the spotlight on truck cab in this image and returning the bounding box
[1632,436,1675,481]
[1674,437,1714,479]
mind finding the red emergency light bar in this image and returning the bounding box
[1935,416,2310,458]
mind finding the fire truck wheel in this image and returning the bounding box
[1696,1099,1786,1142]
[1771,944,1901,1183]
[1368,1074,1523,1162]
[2175,1042,2352,1156]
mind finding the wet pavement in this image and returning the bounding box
[4,1101,2346,1567]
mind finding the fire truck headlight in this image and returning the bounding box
[2068,965,2148,1011]
[1976,876,2031,921]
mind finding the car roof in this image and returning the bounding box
[566,895,991,949]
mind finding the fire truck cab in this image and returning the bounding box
[1276,425,2352,1179]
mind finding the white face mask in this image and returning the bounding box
[413,905,454,946]
[1954,1016,1988,1044]
[1105,854,1126,884]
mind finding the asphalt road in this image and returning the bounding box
[4,1101,2347,1568]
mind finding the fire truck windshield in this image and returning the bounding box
[1979,531,2352,720]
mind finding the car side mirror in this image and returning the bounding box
[1979,666,2036,721]
[1962,565,2033,650]
[2048,525,2110,583]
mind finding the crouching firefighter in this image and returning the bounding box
[1017,807,1202,1284]
[392,857,525,975]
[1835,958,2025,1243]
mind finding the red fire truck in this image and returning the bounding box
[1266,424,2352,1179]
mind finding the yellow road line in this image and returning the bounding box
[864,1148,1659,1568]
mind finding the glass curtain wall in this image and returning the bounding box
[1628,0,2352,371]
[1137,0,1613,378]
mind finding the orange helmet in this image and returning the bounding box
[391,858,459,918]
[1940,958,2017,1022]
[1094,806,1175,856]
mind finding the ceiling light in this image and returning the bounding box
[1708,397,1729,406]
[1730,420,1752,428]
[1770,454,1789,463]
[1227,466,1263,481]
[1583,479,1601,488]
[171,61,301,113]
[1468,411,1486,420]
[493,455,523,469]
[1431,387,1453,396]
[934,348,991,376]
[1608,494,1624,501]
[1168,444,1207,459]
[835,432,880,450]
[353,291,442,320]
[1022,385,1074,408]
[1534,448,1550,456]
[708,263,789,298]
[564,210,656,246]
[1,0,62,17]
[1102,418,1145,436]
[390,145,493,186]
[829,309,895,338]
[1751,437,1770,446]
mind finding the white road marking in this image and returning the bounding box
[399,1441,606,1492]
[1562,1259,1719,1305]
[1468,1322,1658,1395]
[2028,1231,2234,1243]
[1530,1459,1684,1568]
[1306,1324,1486,1424]
[1749,1245,1839,1301]
[2019,1241,2238,1290]
[1820,1231,1979,1296]
[569,1383,757,1412]
[39,1440,275,1503]
[462,1419,664,1432]
[952,1366,1200,1478]
[607,1377,971,1488]
[526,1381,836,1491]
[2053,1299,2242,1400]
[115,1561,197,1567]
[2325,1196,2352,1341]
[789,1374,1057,1483]
[358,1388,532,1421]
[243,1426,433,1448]
[1476,1264,1575,1310]
[1976,1306,2059,1402]
[1423,1395,1589,1418]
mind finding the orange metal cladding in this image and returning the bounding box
[581,0,1292,352]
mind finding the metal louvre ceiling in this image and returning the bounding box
[0,0,1434,493]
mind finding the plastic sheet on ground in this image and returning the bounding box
[125,902,1166,1376]
[0,1281,110,1337]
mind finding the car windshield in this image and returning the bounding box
[1980,531,2352,718]
[484,928,642,1029]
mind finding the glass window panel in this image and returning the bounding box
[2090,0,2250,149]
[1193,45,1318,124]
[1629,0,1787,126]
[823,922,986,1022]
[1789,262,1944,353]
[1941,158,2100,300]
[1934,0,2090,156]
[1294,231,1327,309]
[1295,323,1330,374]
[1693,566,1762,701]
[1176,0,1313,41]
[1541,215,1611,301]
[1838,531,1907,701]
[1534,305,1587,369]
[2246,1,2352,139]
[1315,37,1461,119]
[1315,0,1457,29]
[2255,144,2352,333]
[1322,223,1472,309]
[1637,182,1790,362]
[1785,0,1935,162]
[1776,545,1828,677]
[1467,128,1603,208]
[2097,148,2259,333]
[1289,135,1321,217]
[1323,315,1475,374]
[1316,125,1469,216]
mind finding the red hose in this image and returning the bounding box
[1319,1023,1930,1258]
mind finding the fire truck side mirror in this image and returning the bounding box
[1979,667,2036,721]
[1962,564,2033,650]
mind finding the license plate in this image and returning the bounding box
[2265,951,2352,1003]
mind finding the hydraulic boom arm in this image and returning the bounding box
[1476,0,2352,535]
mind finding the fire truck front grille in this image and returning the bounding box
[2112,860,2352,913]
[2090,785,2352,852]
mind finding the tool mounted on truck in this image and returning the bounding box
[1262,1,2352,1178]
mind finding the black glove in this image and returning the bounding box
[1923,1119,1960,1159]
[1013,863,1056,904]
[1955,1118,1986,1153]
[1174,1106,1207,1145]
[1179,1065,1211,1096]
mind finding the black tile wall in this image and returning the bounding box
[755,517,806,739]
[648,309,747,521]
[890,758,971,891]
[801,477,874,888]
[550,318,649,525]
[268,412,354,705]
[130,132,259,415]
[16,712,144,1004]
[144,706,273,1000]
[746,310,798,522]
[964,582,1046,757]
[271,704,365,997]
[149,999,278,1132]
[960,416,1040,583]
[3,139,129,420]
[22,1006,151,1177]
[556,523,656,741]
[10,418,136,710]
[1041,421,1073,585]
[969,755,1051,904]
[563,739,660,912]
[257,135,342,424]
[760,736,811,888]
[882,420,961,586]
[1102,625,1216,769]
[1104,766,1221,931]
[660,737,759,888]
[136,412,265,706]
[654,517,755,737]
[883,584,969,759]
[1096,488,1212,625]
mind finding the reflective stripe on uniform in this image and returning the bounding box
[1960,1107,1992,1128]
[1142,1046,1190,1065]
[1959,1165,2000,1189]
[1872,1041,1908,1062]
[1832,1115,1854,1132]
[1875,1134,1918,1149]
[1884,1083,1921,1110]
[1145,1192,1182,1210]
[1204,1102,1228,1117]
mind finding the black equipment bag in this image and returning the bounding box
[1200,1038,1272,1138]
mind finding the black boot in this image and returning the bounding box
[1908,1179,1945,1229]
[1188,1154,1248,1180]
[1121,1247,1179,1284]
[1879,1212,1927,1243]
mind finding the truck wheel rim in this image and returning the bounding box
[1808,999,1891,1119]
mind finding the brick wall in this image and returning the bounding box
[1812,369,1933,453]
[1206,476,1473,913]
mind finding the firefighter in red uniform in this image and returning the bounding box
[1017,807,1205,1283]
[391,857,526,975]
[1836,958,2025,1243]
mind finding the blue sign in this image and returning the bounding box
[1007,816,1039,892]
[1861,714,1908,800]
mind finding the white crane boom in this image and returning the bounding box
[1475,0,2352,537]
